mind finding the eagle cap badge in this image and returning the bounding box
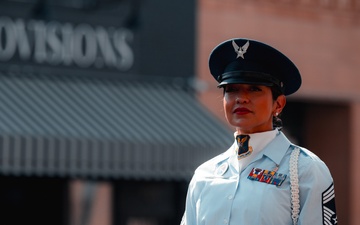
[232,40,250,59]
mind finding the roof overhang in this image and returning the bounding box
[0,74,233,180]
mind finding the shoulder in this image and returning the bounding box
[194,150,230,176]
[297,146,328,168]
[294,145,334,184]
[187,147,233,195]
[190,141,235,178]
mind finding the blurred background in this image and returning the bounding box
[0,0,358,224]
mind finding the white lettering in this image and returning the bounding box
[46,21,63,65]
[0,17,16,61]
[0,17,135,72]
[73,24,97,68]
[114,28,134,71]
[29,20,47,64]
[14,19,31,60]
[61,23,74,66]
[96,26,117,68]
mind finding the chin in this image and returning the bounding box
[230,119,251,128]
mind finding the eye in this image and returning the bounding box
[249,85,262,92]
[224,86,238,93]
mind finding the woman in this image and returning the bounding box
[181,38,337,225]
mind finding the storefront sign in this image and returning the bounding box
[0,16,134,71]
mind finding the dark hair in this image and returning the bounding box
[270,86,283,130]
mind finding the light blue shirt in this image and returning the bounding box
[182,131,337,225]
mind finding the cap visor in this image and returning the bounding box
[217,78,274,87]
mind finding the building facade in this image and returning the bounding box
[0,1,233,225]
[196,1,360,225]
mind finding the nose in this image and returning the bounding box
[236,93,249,104]
[236,89,249,104]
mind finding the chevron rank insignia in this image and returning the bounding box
[322,183,337,225]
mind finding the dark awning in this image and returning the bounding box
[0,74,233,180]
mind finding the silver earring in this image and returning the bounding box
[275,112,279,116]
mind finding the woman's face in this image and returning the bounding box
[223,83,286,134]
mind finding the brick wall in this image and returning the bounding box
[197,1,360,224]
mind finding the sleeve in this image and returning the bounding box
[297,152,338,225]
[180,176,199,225]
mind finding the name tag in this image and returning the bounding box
[248,167,287,186]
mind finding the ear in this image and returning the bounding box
[274,95,286,114]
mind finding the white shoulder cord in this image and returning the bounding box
[289,147,300,225]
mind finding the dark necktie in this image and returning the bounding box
[236,135,251,156]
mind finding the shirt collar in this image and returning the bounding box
[261,131,292,165]
[234,129,279,155]
[222,130,292,173]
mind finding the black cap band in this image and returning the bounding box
[217,71,283,91]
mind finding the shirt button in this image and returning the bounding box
[228,195,234,200]
[223,219,228,224]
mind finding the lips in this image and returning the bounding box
[233,107,251,115]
